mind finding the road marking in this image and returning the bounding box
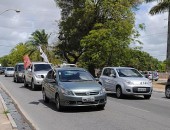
[107,98,150,113]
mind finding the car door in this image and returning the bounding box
[101,68,112,91]
[48,70,57,101]
[108,69,117,92]
[44,70,53,99]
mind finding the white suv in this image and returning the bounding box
[24,62,52,90]
[99,67,153,99]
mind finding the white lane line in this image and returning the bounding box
[107,98,150,113]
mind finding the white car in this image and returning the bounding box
[5,67,14,77]
[99,67,153,99]
[24,62,52,90]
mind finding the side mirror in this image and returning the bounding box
[110,74,116,78]
[28,68,31,72]
[49,79,56,83]
[95,78,99,81]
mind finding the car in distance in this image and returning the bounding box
[14,63,24,83]
[42,67,107,111]
[4,67,15,77]
[165,75,170,98]
[99,67,152,99]
[0,67,6,74]
[24,62,52,90]
[142,71,159,81]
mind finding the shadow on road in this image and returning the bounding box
[38,99,104,113]
[107,93,146,100]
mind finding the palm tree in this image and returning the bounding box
[25,29,51,61]
[146,0,170,71]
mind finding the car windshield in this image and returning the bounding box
[18,65,24,71]
[116,68,143,77]
[58,70,94,82]
[7,68,14,71]
[34,64,52,71]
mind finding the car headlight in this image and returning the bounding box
[19,73,23,76]
[35,74,42,78]
[61,88,74,96]
[99,87,106,95]
[125,80,134,85]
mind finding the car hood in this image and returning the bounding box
[34,71,48,77]
[59,81,102,92]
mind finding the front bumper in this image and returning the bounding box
[122,85,153,95]
[34,77,44,86]
[59,93,107,107]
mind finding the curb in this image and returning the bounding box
[0,94,17,129]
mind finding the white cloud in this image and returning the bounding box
[135,2,168,61]
[0,0,61,57]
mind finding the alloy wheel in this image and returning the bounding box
[165,87,170,98]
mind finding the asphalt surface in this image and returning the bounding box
[0,75,170,130]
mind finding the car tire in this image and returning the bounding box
[24,78,28,87]
[97,105,105,110]
[144,95,151,99]
[55,94,63,111]
[31,79,36,91]
[116,86,123,99]
[165,86,170,98]
[13,77,16,82]
[15,77,18,83]
[42,90,49,103]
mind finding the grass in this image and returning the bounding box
[3,110,9,115]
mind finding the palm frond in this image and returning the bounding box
[149,1,170,15]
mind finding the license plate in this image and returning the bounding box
[82,96,95,102]
[138,88,146,92]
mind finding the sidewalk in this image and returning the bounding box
[0,94,16,130]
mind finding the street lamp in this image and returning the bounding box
[0,9,20,15]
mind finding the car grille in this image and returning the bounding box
[74,91,99,96]
[133,87,151,93]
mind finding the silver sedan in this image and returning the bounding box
[42,67,107,111]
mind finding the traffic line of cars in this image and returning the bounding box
[2,62,170,111]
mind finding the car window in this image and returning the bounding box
[46,70,53,79]
[18,65,24,71]
[58,70,94,82]
[34,64,52,71]
[7,68,14,71]
[103,68,110,76]
[116,68,143,77]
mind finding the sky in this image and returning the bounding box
[0,0,168,61]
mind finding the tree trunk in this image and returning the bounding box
[88,64,96,77]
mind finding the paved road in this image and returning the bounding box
[0,75,170,130]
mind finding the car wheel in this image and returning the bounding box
[55,94,62,111]
[31,79,36,91]
[42,90,49,103]
[97,105,105,110]
[15,77,18,83]
[144,95,151,99]
[13,77,16,82]
[116,86,123,99]
[165,86,170,98]
[24,78,28,87]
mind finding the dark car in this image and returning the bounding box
[13,63,24,83]
[165,75,170,98]
[42,67,107,111]
[0,67,6,74]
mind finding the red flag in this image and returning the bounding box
[23,55,31,69]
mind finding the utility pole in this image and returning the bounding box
[167,9,170,72]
